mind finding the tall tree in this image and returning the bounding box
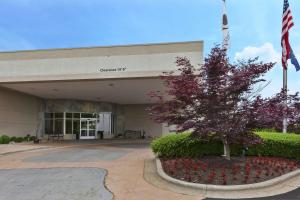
[148,46,275,160]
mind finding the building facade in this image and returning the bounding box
[0,41,203,140]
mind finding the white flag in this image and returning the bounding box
[222,0,230,50]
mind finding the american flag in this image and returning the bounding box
[281,0,294,69]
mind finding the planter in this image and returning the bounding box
[156,157,300,191]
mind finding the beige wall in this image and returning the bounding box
[124,104,162,138]
[0,87,42,137]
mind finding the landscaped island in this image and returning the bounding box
[147,46,300,187]
[152,132,300,185]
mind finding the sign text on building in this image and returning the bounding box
[98,67,127,72]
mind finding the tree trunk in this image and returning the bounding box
[223,139,231,160]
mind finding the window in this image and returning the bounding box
[111,115,115,134]
[55,113,63,118]
[66,119,72,134]
[66,113,72,119]
[98,113,112,134]
[45,119,53,135]
[73,113,80,119]
[54,119,63,134]
[44,112,113,137]
[73,120,80,135]
[81,113,93,118]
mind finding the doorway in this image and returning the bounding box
[80,119,97,139]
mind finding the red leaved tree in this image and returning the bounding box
[148,46,275,160]
[251,91,300,133]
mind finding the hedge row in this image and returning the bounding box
[0,135,36,144]
[151,132,300,160]
[248,131,300,159]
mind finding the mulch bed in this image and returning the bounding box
[161,156,300,185]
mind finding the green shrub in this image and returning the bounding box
[248,132,300,159]
[0,135,11,144]
[10,136,17,142]
[151,133,242,158]
[29,136,36,141]
[0,135,29,144]
[151,132,300,159]
[9,136,24,143]
[15,137,24,143]
[24,134,31,142]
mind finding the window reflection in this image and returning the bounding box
[44,112,100,136]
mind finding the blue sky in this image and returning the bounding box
[0,0,299,96]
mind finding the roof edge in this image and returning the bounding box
[0,40,204,54]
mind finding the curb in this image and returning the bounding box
[156,158,300,192]
[0,146,51,156]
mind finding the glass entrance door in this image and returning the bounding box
[80,119,97,139]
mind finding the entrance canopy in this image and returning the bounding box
[0,41,203,104]
[0,41,203,83]
[0,42,203,138]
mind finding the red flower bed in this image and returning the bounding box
[161,157,300,185]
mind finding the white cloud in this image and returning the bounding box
[234,43,300,97]
[234,42,280,63]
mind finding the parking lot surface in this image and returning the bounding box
[0,168,112,200]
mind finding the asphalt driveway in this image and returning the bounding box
[0,168,112,200]
[23,147,130,163]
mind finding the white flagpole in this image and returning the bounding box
[283,66,288,133]
[222,0,230,51]
[222,0,230,158]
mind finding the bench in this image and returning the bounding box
[124,130,146,139]
[48,132,64,141]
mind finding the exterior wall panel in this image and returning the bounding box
[124,104,162,138]
[0,87,42,137]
